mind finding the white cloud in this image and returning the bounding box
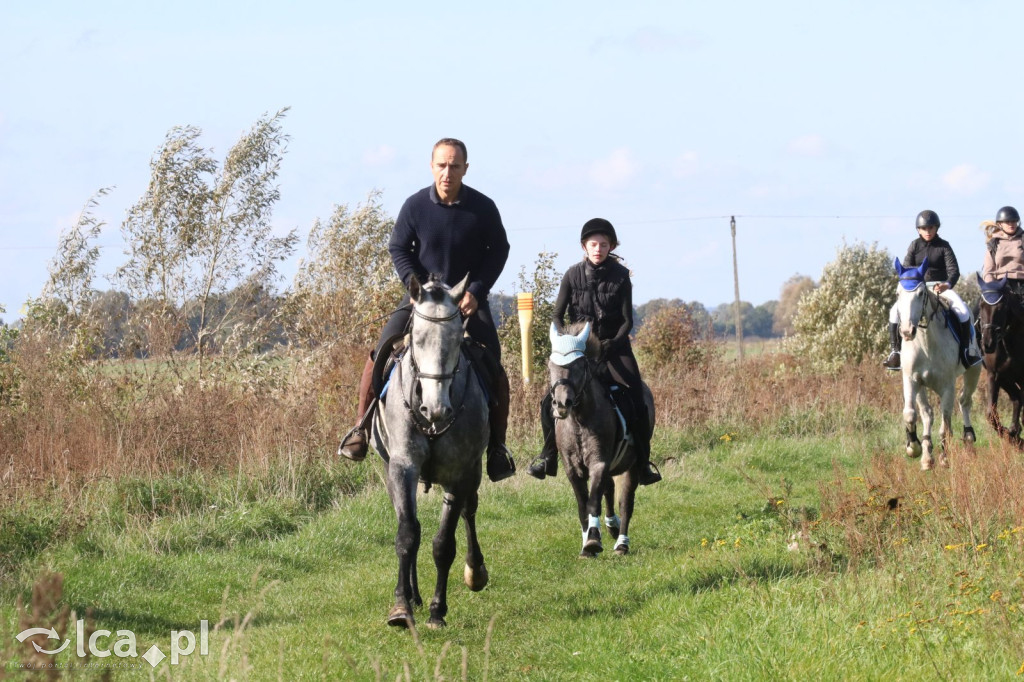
[362,144,397,167]
[588,148,639,191]
[787,134,825,157]
[942,163,990,194]
[592,27,703,54]
[672,151,699,178]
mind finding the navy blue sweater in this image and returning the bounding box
[388,184,510,302]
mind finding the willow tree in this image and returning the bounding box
[116,109,297,380]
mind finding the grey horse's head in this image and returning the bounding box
[408,274,468,428]
[547,321,600,419]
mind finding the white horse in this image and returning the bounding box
[894,258,981,470]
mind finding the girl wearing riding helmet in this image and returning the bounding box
[884,209,981,371]
[527,218,661,486]
[982,206,1024,292]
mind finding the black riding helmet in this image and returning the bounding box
[580,218,618,247]
[996,206,1021,223]
[916,210,940,229]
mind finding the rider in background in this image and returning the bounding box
[527,218,661,486]
[884,209,981,371]
[982,206,1024,296]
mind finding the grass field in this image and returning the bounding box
[4,409,1024,680]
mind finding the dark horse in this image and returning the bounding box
[977,273,1024,445]
[368,274,490,628]
[547,322,654,557]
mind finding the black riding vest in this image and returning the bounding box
[561,258,631,342]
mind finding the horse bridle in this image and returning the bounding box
[402,306,468,438]
[548,358,593,417]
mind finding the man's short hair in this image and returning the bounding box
[433,138,468,161]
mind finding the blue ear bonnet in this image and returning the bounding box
[549,322,590,367]
[894,256,928,292]
[977,272,1007,305]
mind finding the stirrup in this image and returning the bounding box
[527,454,557,480]
[486,444,516,482]
[338,426,368,461]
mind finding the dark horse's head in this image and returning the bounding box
[547,322,601,419]
[976,272,1015,355]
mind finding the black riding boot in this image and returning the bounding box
[958,319,982,368]
[528,394,559,479]
[476,348,516,482]
[883,322,901,370]
[634,403,661,486]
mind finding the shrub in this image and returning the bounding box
[785,241,896,370]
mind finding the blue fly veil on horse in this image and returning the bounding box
[894,256,929,292]
[549,322,591,366]
[977,272,1008,305]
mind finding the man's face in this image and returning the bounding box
[431,144,468,201]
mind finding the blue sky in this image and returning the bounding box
[2,1,1023,318]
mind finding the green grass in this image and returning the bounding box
[3,421,1024,680]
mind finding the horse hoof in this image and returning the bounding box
[614,545,629,556]
[921,457,934,471]
[387,607,413,628]
[464,563,488,592]
[427,617,447,629]
[906,441,922,458]
[963,427,976,444]
[583,539,603,555]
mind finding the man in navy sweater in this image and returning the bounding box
[338,138,516,481]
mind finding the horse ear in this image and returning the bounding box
[917,257,929,277]
[549,322,560,343]
[976,271,984,288]
[409,275,423,302]
[894,257,904,276]
[578,322,591,343]
[449,273,470,302]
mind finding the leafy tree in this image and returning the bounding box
[289,191,403,350]
[785,241,896,370]
[116,110,298,379]
[773,274,817,336]
[634,304,720,370]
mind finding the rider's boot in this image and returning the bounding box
[482,352,516,482]
[527,394,559,479]
[635,404,661,486]
[883,322,902,370]
[338,354,375,461]
[959,319,983,368]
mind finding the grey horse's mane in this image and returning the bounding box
[561,321,602,361]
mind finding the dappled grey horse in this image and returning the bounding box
[548,322,654,557]
[368,274,490,629]
[894,258,980,470]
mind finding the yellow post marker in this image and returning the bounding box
[517,292,534,384]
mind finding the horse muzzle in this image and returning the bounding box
[900,325,917,342]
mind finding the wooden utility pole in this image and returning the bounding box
[731,216,744,361]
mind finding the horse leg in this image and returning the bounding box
[564,469,596,557]
[461,488,488,592]
[903,377,922,458]
[937,385,956,468]
[987,371,1005,436]
[1009,385,1023,445]
[386,465,421,628]
[427,492,464,629]
[960,365,980,446]
[603,483,620,540]
[918,390,935,471]
[580,464,609,557]
[614,474,638,556]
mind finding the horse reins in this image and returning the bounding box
[402,304,470,438]
[549,359,592,417]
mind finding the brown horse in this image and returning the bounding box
[977,273,1024,446]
